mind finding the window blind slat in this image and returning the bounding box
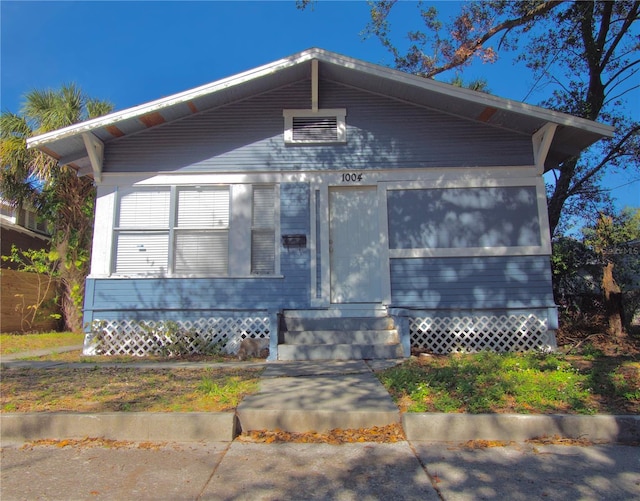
[118,190,170,228]
[174,231,229,275]
[252,186,275,228]
[114,232,169,275]
[251,230,275,275]
[177,188,229,228]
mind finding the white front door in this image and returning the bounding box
[329,186,382,303]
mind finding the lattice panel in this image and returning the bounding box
[87,316,270,356]
[409,313,551,354]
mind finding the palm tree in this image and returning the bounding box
[1,83,113,332]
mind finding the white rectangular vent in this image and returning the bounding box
[293,116,338,142]
[283,109,346,144]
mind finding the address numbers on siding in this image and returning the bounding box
[341,172,363,183]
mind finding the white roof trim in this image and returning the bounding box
[27,47,614,150]
[315,50,614,137]
[27,49,319,149]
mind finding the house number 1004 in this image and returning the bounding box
[341,172,363,182]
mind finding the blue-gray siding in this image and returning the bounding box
[84,183,311,323]
[104,80,533,173]
[387,187,541,249]
[390,256,553,309]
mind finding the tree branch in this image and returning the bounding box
[603,59,640,91]
[426,0,566,77]
[600,1,640,71]
[568,124,640,196]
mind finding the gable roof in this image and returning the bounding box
[27,47,614,177]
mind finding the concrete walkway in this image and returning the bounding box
[238,360,400,433]
[2,440,639,500]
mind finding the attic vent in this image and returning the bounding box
[293,116,338,142]
[283,108,346,144]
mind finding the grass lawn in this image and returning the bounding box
[1,367,262,413]
[0,331,85,355]
[1,330,638,415]
[377,350,639,415]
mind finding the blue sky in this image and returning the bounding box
[1,1,638,215]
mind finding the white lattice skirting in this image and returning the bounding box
[85,316,270,356]
[410,313,553,354]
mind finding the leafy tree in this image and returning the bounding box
[582,208,640,337]
[0,84,113,332]
[551,236,597,302]
[356,1,639,236]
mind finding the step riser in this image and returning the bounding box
[283,317,395,332]
[284,330,399,345]
[277,344,404,361]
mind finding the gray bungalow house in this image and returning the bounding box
[27,48,613,359]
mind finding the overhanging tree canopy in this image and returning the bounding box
[361,0,640,235]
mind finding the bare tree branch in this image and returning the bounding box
[425,1,566,77]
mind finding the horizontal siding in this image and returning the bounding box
[84,182,312,323]
[104,79,533,173]
[390,256,553,309]
[86,277,307,312]
[388,187,541,249]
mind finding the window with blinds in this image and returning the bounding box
[251,185,276,275]
[112,184,277,277]
[174,187,230,275]
[114,189,171,275]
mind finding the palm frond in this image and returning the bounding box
[86,98,114,119]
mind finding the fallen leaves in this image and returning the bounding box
[525,435,601,447]
[239,423,406,444]
[460,439,514,449]
[21,437,168,450]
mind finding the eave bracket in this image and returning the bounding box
[532,122,558,174]
[81,132,105,183]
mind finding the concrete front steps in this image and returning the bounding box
[277,310,404,361]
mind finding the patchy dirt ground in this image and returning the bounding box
[1,367,262,413]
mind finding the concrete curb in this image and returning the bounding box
[3,412,639,444]
[403,413,640,443]
[0,412,237,443]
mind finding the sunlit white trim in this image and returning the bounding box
[89,186,116,277]
[532,122,557,175]
[98,164,539,187]
[283,108,347,144]
[81,132,104,183]
[311,59,319,112]
[377,184,392,305]
[390,246,549,259]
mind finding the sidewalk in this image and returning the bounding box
[2,440,638,500]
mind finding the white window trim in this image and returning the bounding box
[109,184,280,278]
[111,187,172,277]
[283,108,347,144]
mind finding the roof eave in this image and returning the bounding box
[27,47,615,157]
[26,48,322,150]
